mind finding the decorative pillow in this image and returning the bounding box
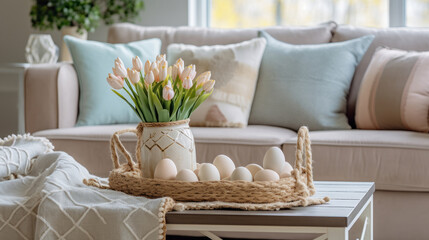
[249,31,374,131]
[167,38,267,127]
[356,47,429,132]
[64,36,161,126]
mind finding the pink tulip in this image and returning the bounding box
[203,79,215,92]
[144,60,151,76]
[167,66,172,78]
[163,82,175,100]
[107,73,124,89]
[182,75,193,89]
[180,64,196,82]
[132,56,143,72]
[159,60,168,82]
[152,68,160,82]
[176,58,184,70]
[172,64,183,81]
[150,62,158,72]
[156,54,166,62]
[112,57,127,78]
[195,71,211,87]
[127,68,140,84]
[145,71,155,85]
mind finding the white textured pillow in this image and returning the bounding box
[167,38,266,127]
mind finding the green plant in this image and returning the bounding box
[30,0,144,33]
[106,55,215,122]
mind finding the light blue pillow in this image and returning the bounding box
[64,36,161,126]
[249,31,374,131]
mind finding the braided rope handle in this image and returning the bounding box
[110,128,138,170]
[294,126,315,195]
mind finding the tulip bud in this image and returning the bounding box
[176,58,184,70]
[181,65,192,80]
[145,71,155,85]
[203,79,215,92]
[127,68,140,84]
[132,56,143,72]
[150,62,158,72]
[115,57,124,67]
[182,76,193,89]
[181,64,197,83]
[163,82,175,101]
[144,60,151,76]
[156,54,166,62]
[152,68,159,82]
[107,73,124,89]
[172,65,179,81]
[167,66,172,78]
[158,60,168,82]
[189,65,196,80]
[195,71,211,87]
[112,58,127,78]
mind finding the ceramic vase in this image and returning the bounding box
[61,26,87,62]
[25,34,59,64]
[138,120,197,178]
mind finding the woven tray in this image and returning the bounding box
[98,126,317,204]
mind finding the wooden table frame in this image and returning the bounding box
[166,182,374,240]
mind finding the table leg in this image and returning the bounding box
[327,227,348,240]
[362,197,373,240]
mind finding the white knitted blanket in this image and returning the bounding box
[0,134,169,240]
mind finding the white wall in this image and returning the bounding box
[0,0,190,63]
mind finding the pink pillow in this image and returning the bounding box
[356,47,429,132]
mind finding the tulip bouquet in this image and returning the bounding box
[107,55,215,122]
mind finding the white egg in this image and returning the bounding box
[263,147,286,174]
[245,163,264,177]
[254,169,280,182]
[176,169,199,182]
[213,155,235,179]
[280,162,293,178]
[198,163,221,181]
[154,158,177,180]
[230,167,253,182]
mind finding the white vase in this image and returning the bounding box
[25,34,58,64]
[137,120,197,178]
[61,26,87,62]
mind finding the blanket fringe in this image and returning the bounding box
[83,178,110,189]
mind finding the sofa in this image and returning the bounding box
[24,22,429,240]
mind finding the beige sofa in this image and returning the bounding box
[25,22,429,240]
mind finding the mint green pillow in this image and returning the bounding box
[64,36,161,126]
[249,31,374,131]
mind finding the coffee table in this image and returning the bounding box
[166,181,374,240]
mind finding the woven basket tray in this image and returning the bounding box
[103,126,316,204]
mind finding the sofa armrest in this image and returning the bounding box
[25,63,79,133]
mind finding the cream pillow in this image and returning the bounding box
[167,38,266,127]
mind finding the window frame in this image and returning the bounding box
[191,0,409,28]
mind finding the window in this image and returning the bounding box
[407,0,429,27]
[206,0,427,28]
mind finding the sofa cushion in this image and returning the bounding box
[332,25,429,127]
[34,125,296,177]
[167,38,267,127]
[356,47,429,132]
[249,31,374,131]
[283,130,429,192]
[108,23,336,54]
[64,36,161,126]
